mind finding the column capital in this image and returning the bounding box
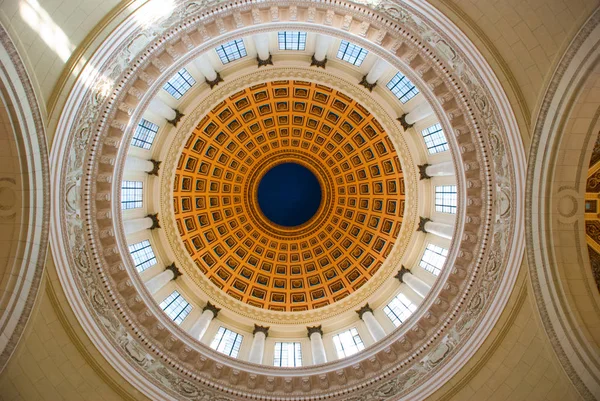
[394,266,411,283]
[257,54,273,67]
[310,55,327,68]
[253,324,270,337]
[206,72,224,89]
[417,164,431,180]
[358,75,377,92]
[167,109,184,127]
[307,325,323,337]
[203,301,221,317]
[397,113,414,130]
[356,304,374,319]
[146,213,161,229]
[417,216,432,233]
[147,159,161,176]
[165,263,182,279]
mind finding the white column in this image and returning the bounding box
[402,272,431,298]
[308,326,327,364]
[404,102,434,125]
[149,98,176,121]
[253,33,270,61]
[313,34,333,61]
[425,161,454,177]
[189,303,220,341]
[145,269,174,295]
[424,220,454,240]
[248,325,269,364]
[123,217,154,235]
[365,59,389,84]
[125,156,154,173]
[358,306,386,341]
[193,54,218,82]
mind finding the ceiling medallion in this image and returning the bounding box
[173,81,406,311]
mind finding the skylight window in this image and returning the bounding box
[274,342,302,367]
[128,240,157,272]
[162,68,196,99]
[159,291,192,325]
[419,243,449,276]
[216,39,247,64]
[435,185,457,214]
[384,293,417,327]
[387,72,419,103]
[421,123,449,154]
[210,327,243,358]
[278,32,307,50]
[336,40,368,66]
[121,181,143,210]
[131,118,159,150]
[332,328,365,359]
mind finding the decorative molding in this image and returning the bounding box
[310,55,327,68]
[203,301,221,317]
[418,164,431,180]
[147,159,161,176]
[394,266,410,283]
[307,325,323,337]
[206,72,224,89]
[417,217,431,233]
[166,109,184,127]
[397,113,413,130]
[253,324,270,337]
[355,304,373,319]
[257,54,273,67]
[358,75,377,91]
[165,263,182,279]
[146,213,160,229]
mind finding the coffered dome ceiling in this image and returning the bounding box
[173,80,406,311]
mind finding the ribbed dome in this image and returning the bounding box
[173,80,406,311]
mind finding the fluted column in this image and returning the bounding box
[395,266,431,298]
[194,54,222,88]
[189,302,221,341]
[398,102,434,129]
[418,161,454,180]
[417,217,454,240]
[253,33,272,66]
[145,263,181,295]
[149,98,177,121]
[359,59,389,91]
[356,304,386,341]
[307,325,327,364]
[248,325,269,364]
[123,214,160,235]
[311,34,333,68]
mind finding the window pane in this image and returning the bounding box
[210,327,243,358]
[273,342,302,367]
[336,40,368,66]
[435,185,457,214]
[216,39,247,64]
[159,291,192,325]
[384,293,417,327]
[131,118,159,150]
[419,243,449,276]
[278,32,307,50]
[421,123,449,154]
[128,240,157,272]
[121,181,143,210]
[386,72,419,103]
[332,328,365,358]
[163,68,196,99]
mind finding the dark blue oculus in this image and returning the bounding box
[257,163,322,227]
